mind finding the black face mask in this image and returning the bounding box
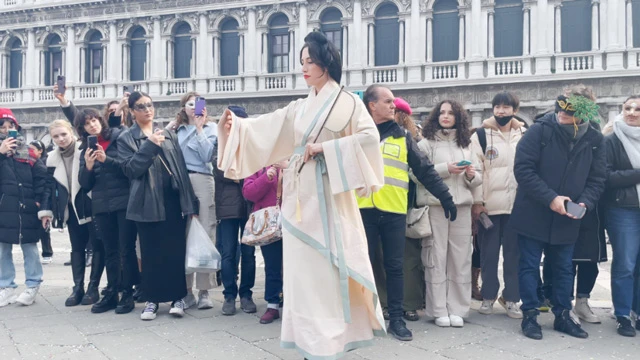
[495,115,512,127]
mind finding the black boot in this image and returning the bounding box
[554,309,588,339]
[91,288,118,314]
[387,319,413,341]
[85,249,93,268]
[521,309,543,340]
[81,250,104,305]
[115,289,135,314]
[65,252,86,306]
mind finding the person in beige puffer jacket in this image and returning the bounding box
[416,100,482,328]
[469,91,526,319]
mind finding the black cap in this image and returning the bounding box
[228,105,248,119]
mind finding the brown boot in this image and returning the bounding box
[472,267,483,301]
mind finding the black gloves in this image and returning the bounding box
[441,197,457,222]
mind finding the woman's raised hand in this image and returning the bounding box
[222,109,233,136]
[84,148,97,170]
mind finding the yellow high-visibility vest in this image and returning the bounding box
[357,135,409,214]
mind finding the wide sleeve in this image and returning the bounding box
[514,123,558,207]
[217,100,301,180]
[576,135,607,210]
[321,99,384,197]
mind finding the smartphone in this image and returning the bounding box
[565,200,587,219]
[457,160,472,166]
[87,135,98,151]
[478,212,494,230]
[8,130,18,139]
[195,97,205,116]
[56,76,65,95]
[123,85,132,94]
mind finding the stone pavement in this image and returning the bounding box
[1,230,638,360]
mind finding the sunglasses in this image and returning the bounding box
[133,103,154,111]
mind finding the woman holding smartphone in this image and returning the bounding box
[40,120,104,307]
[166,92,218,310]
[117,92,199,321]
[76,108,139,314]
[417,100,482,328]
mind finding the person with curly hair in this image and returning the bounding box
[418,100,482,328]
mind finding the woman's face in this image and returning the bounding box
[50,126,73,149]
[493,104,515,118]
[184,96,196,119]
[132,96,154,124]
[84,117,102,136]
[622,99,640,127]
[29,145,43,158]
[0,120,16,135]
[438,102,456,129]
[301,47,329,89]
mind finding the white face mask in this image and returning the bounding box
[185,102,195,109]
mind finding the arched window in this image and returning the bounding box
[269,14,290,73]
[433,0,459,62]
[494,0,523,57]
[561,0,591,52]
[320,7,343,53]
[374,2,399,66]
[129,27,147,81]
[85,31,103,83]
[44,34,63,86]
[633,0,640,48]
[174,22,192,79]
[220,18,240,76]
[9,38,22,88]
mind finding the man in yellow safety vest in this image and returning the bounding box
[358,85,457,341]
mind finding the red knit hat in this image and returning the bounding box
[0,108,20,130]
[393,98,412,115]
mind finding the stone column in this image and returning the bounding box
[458,13,465,60]
[102,43,108,83]
[606,0,625,70]
[628,0,634,48]
[244,8,258,92]
[288,29,295,73]
[399,20,405,65]
[523,6,530,55]
[190,35,197,77]
[409,0,421,64]
[21,50,26,88]
[368,23,375,67]
[25,29,36,88]
[238,34,245,74]
[341,24,348,67]
[535,0,548,54]
[213,32,220,76]
[591,0,599,51]
[297,1,308,72]
[145,39,151,80]
[488,10,495,58]
[107,20,118,83]
[554,4,561,53]
[79,47,86,84]
[352,0,362,68]
[471,0,482,58]
[151,17,162,80]
[427,14,433,62]
[261,31,268,73]
[197,12,208,78]
[0,52,6,89]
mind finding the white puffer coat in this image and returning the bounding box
[469,117,526,215]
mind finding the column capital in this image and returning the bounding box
[106,20,117,26]
[591,0,600,5]
[150,15,161,21]
[487,9,495,15]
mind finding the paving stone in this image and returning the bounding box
[2,313,72,331]
[88,328,189,360]
[0,344,22,360]
[11,324,88,346]
[15,344,110,360]
[437,343,532,360]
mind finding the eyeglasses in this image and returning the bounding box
[133,103,154,112]
[185,102,195,109]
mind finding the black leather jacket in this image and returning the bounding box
[604,133,640,208]
[117,123,199,222]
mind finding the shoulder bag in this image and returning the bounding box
[241,170,283,246]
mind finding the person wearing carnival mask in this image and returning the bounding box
[510,85,606,340]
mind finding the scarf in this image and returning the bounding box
[0,133,37,166]
[613,118,640,204]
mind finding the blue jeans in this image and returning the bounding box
[218,218,255,300]
[261,240,283,305]
[0,242,43,288]
[519,235,574,316]
[607,207,640,317]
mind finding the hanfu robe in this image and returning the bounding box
[217,80,386,359]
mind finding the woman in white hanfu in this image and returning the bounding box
[217,32,386,359]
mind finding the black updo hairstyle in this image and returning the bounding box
[300,31,342,84]
[127,91,152,109]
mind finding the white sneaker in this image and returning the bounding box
[170,299,186,317]
[16,287,39,306]
[498,297,523,319]
[435,316,451,327]
[449,314,464,327]
[574,298,601,324]
[478,299,494,315]
[183,293,196,309]
[140,302,158,321]
[197,290,213,310]
[0,288,17,307]
[41,257,52,265]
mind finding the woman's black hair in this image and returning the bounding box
[491,91,520,110]
[300,31,342,83]
[128,91,151,109]
[74,108,111,145]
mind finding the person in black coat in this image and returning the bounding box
[510,91,606,340]
[117,92,199,321]
[0,110,49,307]
[213,105,256,316]
[29,140,54,263]
[77,105,139,315]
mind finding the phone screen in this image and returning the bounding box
[8,130,18,139]
[87,135,98,150]
[56,76,66,95]
[195,97,205,116]
[457,160,472,166]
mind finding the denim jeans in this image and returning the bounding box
[0,242,43,288]
[261,240,283,305]
[519,235,575,317]
[218,218,255,300]
[360,208,406,321]
[607,207,640,317]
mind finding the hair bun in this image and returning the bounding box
[304,31,328,45]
